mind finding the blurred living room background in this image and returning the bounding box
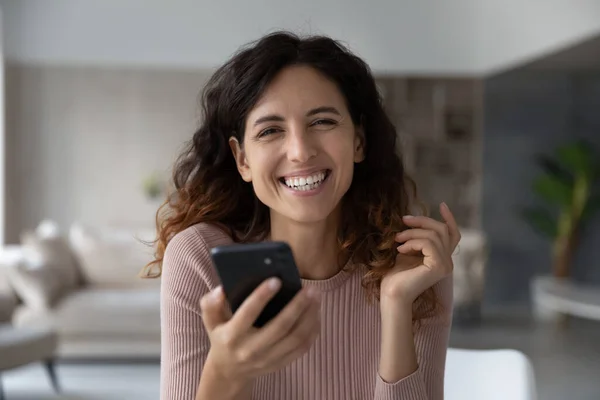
[0,1,600,399]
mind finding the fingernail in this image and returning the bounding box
[441,202,449,209]
[403,215,414,219]
[268,277,281,291]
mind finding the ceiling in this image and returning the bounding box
[3,0,600,76]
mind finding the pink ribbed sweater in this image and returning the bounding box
[160,223,453,400]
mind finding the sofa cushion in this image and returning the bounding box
[0,291,17,323]
[13,287,160,338]
[10,220,83,310]
[21,230,81,290]
[69,223,159,287]
[5,261,66,311]
[0,256,19,322]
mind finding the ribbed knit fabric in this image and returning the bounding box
[160,223,453,400]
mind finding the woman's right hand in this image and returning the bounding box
[199,278,321,383]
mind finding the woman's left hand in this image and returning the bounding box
[380,202,461,308]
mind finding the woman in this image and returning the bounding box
[146,31,459,400]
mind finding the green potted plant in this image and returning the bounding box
[521,139,600,320]
[142,172,165,201]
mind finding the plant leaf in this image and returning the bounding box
[535,154,573,184]
[556,140,594,177]
[520,207,556,238]
[533,175,572,206]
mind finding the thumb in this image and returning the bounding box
[200,286,231,332]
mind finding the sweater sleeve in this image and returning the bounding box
[159,227,218,400]
[373,274,453,400]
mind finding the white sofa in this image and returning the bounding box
[0,221,161,359]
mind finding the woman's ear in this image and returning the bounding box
[354,126,365,163]
[229,137,252,182]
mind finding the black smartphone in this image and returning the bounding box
[210,241,303,328]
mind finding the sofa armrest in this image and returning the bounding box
[0,294,17,323]
[0,270,18,323]
[0,245,27,323]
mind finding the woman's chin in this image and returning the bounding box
[275,207,335,225]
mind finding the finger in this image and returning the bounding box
[200,286,230,332]
[401,215,450,250]
[397,239,451,275]
[397,238,440,263]
[395,228,445,252]
[397,234,445,261]
[249,286,319,349]
[228,277,282,332]
[439,202,461,249]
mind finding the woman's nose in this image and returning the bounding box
[286,128,317,163]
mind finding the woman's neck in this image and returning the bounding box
[269,210,342,280]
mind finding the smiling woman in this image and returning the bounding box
[143,31,458,400]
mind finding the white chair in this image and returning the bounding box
[445,348,537,400]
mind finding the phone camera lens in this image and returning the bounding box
[264,257,272,265]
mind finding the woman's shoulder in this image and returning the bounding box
[167,223,234,254]
[163,223,234,280]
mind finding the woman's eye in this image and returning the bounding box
[258,128,281,137]
[312,119,336,127]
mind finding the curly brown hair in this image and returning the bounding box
[141,31,438,322]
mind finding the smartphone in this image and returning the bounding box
[210,241,303,328]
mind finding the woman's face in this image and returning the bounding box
[230,65,364,224]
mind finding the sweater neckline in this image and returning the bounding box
[300,260,354,292]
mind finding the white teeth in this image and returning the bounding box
[283,171,328,191]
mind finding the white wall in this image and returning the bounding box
[4,65,209,242]
[0,7,5,245]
